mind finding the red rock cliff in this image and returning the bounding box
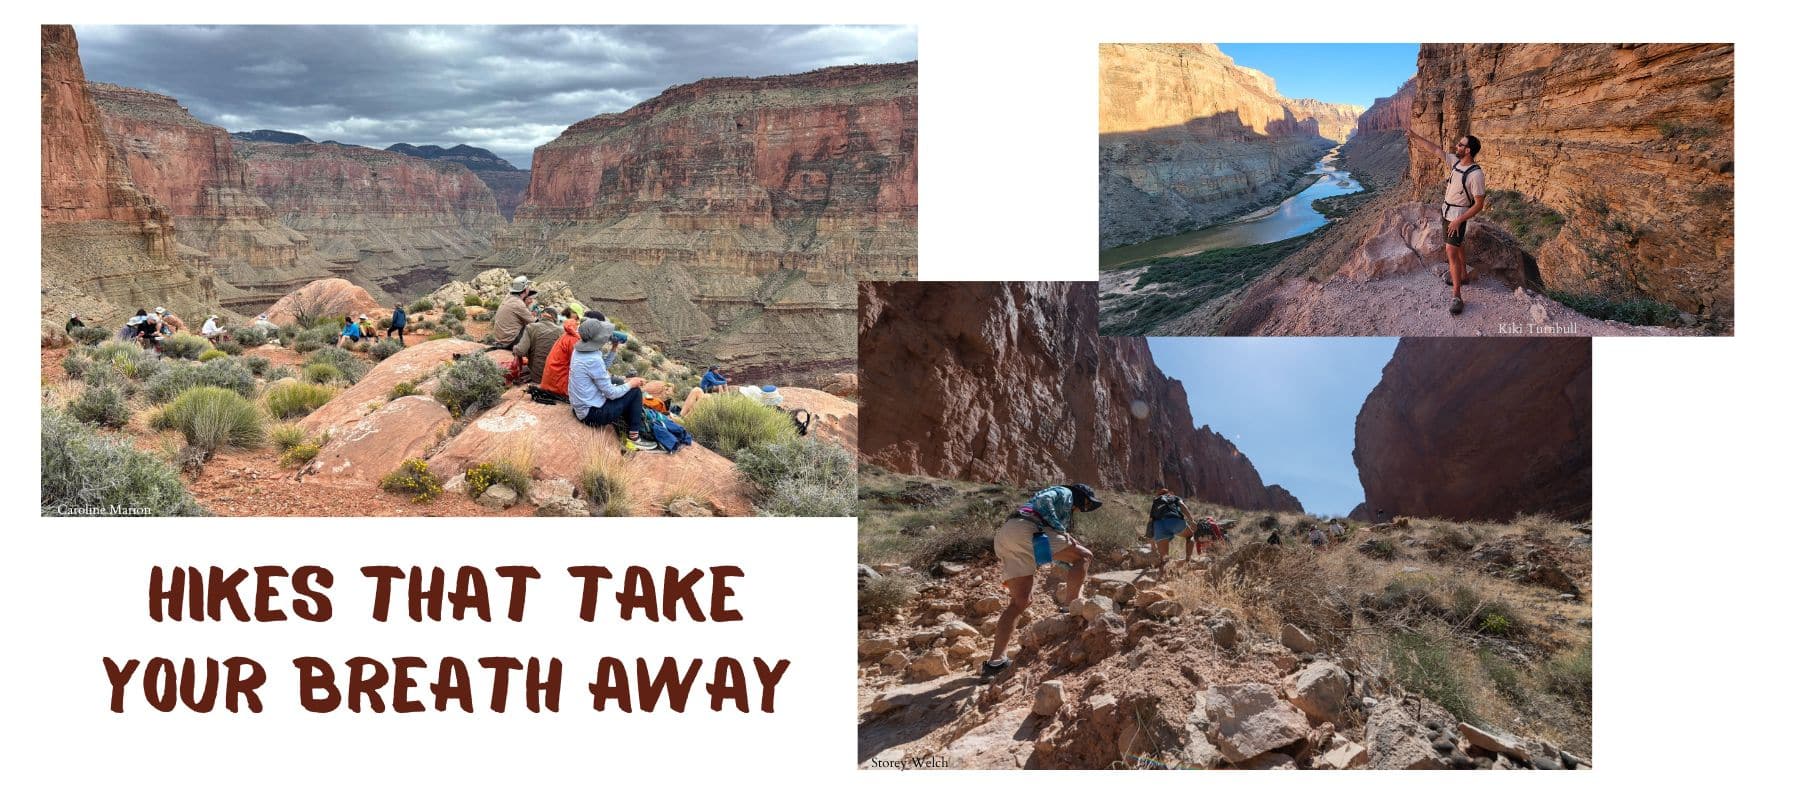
[1407,43,1733,320]
[1352,338,1591,522]
[1354,78,1416,136]
[485,61,917,385]
[40,25,214,323]
[87,82,337,313]
[237,141,504,301]
[859,282,1302,513]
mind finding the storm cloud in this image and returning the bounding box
[73,25,917,169]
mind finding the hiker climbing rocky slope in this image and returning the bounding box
[87,82,338,314]
[1350,338,1591,523]
[1100,43,1361,249]
[859,282,1300,512]
[386,143,531,221]
[481,62,916,386]
[40,25,214,326]
[858,471,1593,769]
[237,140,504,301]
[1406,44,1733,321]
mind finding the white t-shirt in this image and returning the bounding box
[1442,152,1486,220]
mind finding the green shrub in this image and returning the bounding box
[370,339,403,361]
[1478,613,1514,637]
[161,332,211,360]
[447,304,468,321]
[41,410,204,516]
[151,386,265,451]
[1388,631,1478,723]
[473,310,492,322]
[198,348,227,362]
[462,294,483,307]
[244,355,272,376]
[71,326,110,346]
[270,423,309,451]
[1544,644,1592,706]
[682,394,796,456]
[858,574,918,620]
[265,381,338,419]
[464,460,531,499]
[67,383,130,428]
[292,329,327,353]
[306,346,369,383]
[61,350,90,379]
[429,331,452,341]
[444,318,466,336]
[409,298,436,313]
[94,342,164,381]
[145,358,255,403]
[580,454,634,516]
[735,438,854,516]
[380,458,442,503]
[215,339,244,356]
[232,326,271,347]
[266,366,296,382]
[279,441,321,467]
[1545,290,1684,327]
[433,354,504,417]
[304,363,343,384]
[276,324,300,345]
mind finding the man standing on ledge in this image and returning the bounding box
[1406,128,1486,315]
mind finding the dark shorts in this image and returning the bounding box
[1443,217,1466,247]
[1152,517,1187,542]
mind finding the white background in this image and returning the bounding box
[7,1,1793,797]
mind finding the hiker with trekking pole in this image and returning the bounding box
[1406,127,1486,316]
[979,483,1102,679]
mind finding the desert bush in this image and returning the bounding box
[198,348,227,362]
[61,349,91,379]
[913,526,994,568]
[161,332,211,360]
[244,355,272,376]
[465,460,532,500]
[580,452,634,516]
[1446,581,1518,636]
[232,326,271,347]
[41,410,204,516]
[67,383,130,428]
[306,347,369,383]
[389,381,419,400]
[266,366,296,382]
[292,328,327,353]
[94,342,164,381]
[1478,648,1528,704]
[380,458,443,503]
[304,363,343,385]
[858,574,919,620]
[447,304,468,321]
[265,381,338,419]
[409,298,436,313]
[735,438,855,517]
[145,359,254,403]
[370,339,403,361]
[1388,630,1479,723]
[269,423,309,451]
[1077,501,1146,558]
[428,331,452,341]
[71,326,110,346]
[462,293,483,307]
[152,386,265,451]
[682,393,795,456]
[433,354,504,417]
[473,310,493,322]
[1544,644,1592,706]
[444,318,466,336]
[215,340,244,356]
[279,441,321,467]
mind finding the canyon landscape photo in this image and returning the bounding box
[1099,43,1733,337]
[858,281,1592,769]
[41,24,910,517]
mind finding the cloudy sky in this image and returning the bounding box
[73,25,917,169]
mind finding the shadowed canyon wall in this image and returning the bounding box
[1100,43,1360,249]
[860,282,1302,512]
[485,62,917,384]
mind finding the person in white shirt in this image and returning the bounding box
[201,315,225,342]
[1406,129,1486,315]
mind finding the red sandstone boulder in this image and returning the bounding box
[819,372,858,397]
[1338,202,1529,287]
[426,392,753,516]
[778,387,858,453]
[303,395,454,485]
[300,337,483,437]
[264,278,383,326]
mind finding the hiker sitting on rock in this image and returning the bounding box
[1146,486,1196,566]
[1406,127,1486,315]
[157,307,185,334]
[537,309,614,403]
[1184,515,1226,564]
[388,303,408,345]
[568,318,659,452]
[337,315,363,348]
[200,314,224,343]
[700,365,729,394]
[980,483,1102,679]
[511,307,562,386]
[492,276,535,349]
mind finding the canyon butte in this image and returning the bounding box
[41,25,917,384]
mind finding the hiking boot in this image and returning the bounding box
[1450,297,1465,315]
[628,434,661,452]
[979,657,1012,679]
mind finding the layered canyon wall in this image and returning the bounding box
[1407,43,1733,320]
[41,25,214,324]
[236,141,505,301]
[1099,43,1360,249]
[386,143,532,221]
[88,83,338,314]
[1338,79,1416,189]
[859,282,1302,513]
[1352,338,1591,522]
[485,62,918,384]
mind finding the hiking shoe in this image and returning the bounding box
[979,657,1012,679]
[629,435,661,452]
[1450,297,1465,315]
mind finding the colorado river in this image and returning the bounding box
[1101,147,1363,269]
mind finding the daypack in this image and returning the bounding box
[1150,494,1185,520]
[1445,162,1483,212]
[525,385,566,405]
[643,408,693,453]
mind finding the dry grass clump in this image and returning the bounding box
[858,574,919,621]
[580,450,635,517]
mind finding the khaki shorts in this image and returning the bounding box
[994,517,1073,582]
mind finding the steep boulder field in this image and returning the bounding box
[236,139,505,301]
[482,61,917,386]
[1099,43,1359,249]
[40,25,213,326]
[1351,338,1592,522]
[87,82,338,313]
[1407,44,1733,322]
[858,282,1300,512]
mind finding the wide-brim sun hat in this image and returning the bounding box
[574,318,608,352]
[509,275,531,294]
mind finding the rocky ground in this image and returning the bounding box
[857,470,1593,769]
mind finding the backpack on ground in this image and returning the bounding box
[525,385,566,405]
[789,408,812,437]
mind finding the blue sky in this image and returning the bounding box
[1218,44,1418,109]
[1145,337,1399,516]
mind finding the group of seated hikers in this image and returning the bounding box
[489,276,735,455]
[78,306,232,351]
